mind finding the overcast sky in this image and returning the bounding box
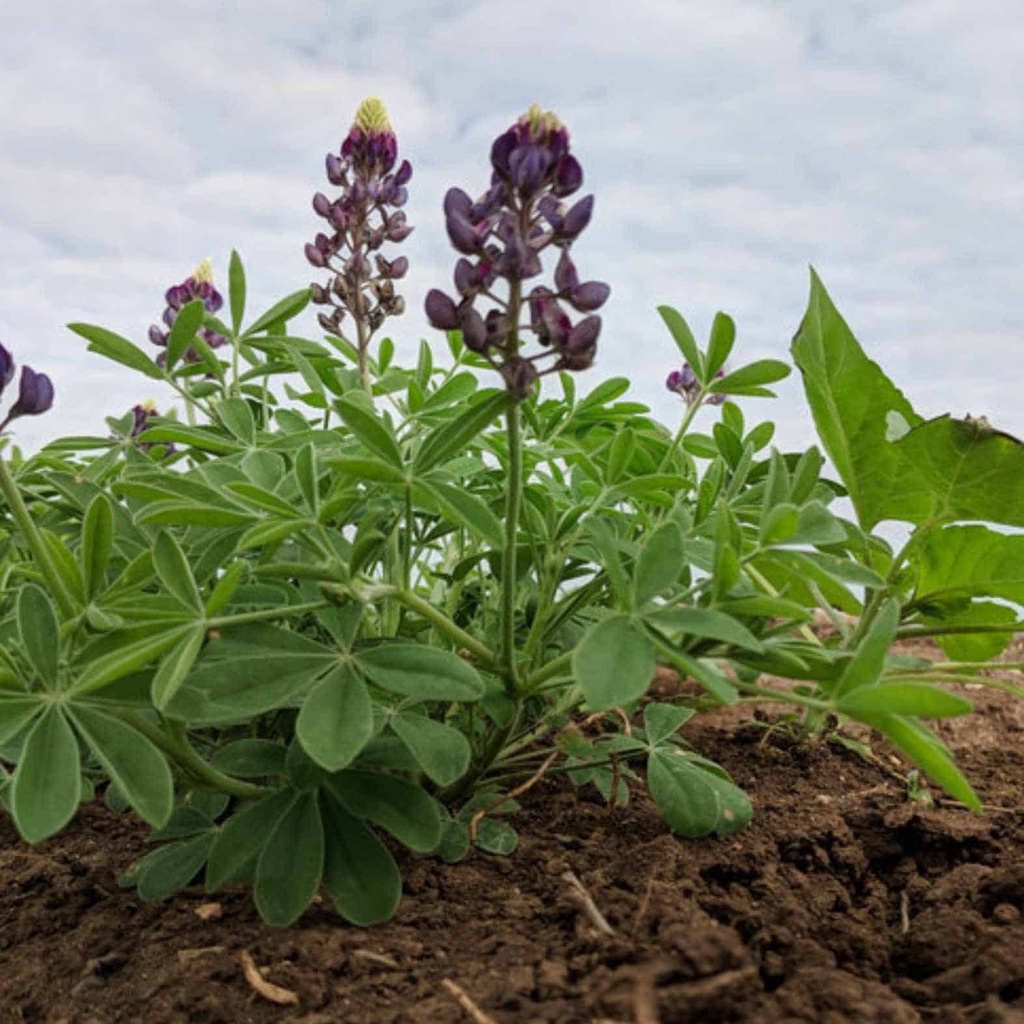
[1,0,1021,458]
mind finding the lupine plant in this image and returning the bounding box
[2,99,1023,928]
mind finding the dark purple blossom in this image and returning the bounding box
[667,363,726,406]
[426,104,609,399]
[307,98,411,369]
[0,344,54,434]
[148,258,228,367]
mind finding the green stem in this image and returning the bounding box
[117,712,271,799]
[0,457,77,617]
[658,391,707,472]
[525,649,574,691]
[391,588,499,669]
[355,307,373,398]
[205,600,330,629]
[502,401,524,696]
[896,623,1022,639]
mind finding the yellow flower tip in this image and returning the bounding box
[520,103,563,138]
[192,257,215,284]
[139,398,158,414]
[354,97,391,134]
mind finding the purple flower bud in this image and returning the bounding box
[490,129,517,177]
[555,250,579,293]
[538,195,563,229]
[454,259,475,297]
[539,296,572,347]
[329,205,349,231]
[0,343,14,398]
[312,192,332,217]
[425,289,460,331]
[484,309,511,348]
[305,243,328,268]
[8,366,54,419]
[553,155,583,196]
[508,145,552,195]
[389,186,408,207]
[501,357,539,399]
[148,325,168,347]
[386,211,413,242]
[459,306,488,352]
[443,187,473,220]
[394,159,413,186]
[326,153,345,185]
[560,195,594,239]
[569,280,610,313]
[446,211,482,255]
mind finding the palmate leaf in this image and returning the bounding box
[296,663,374,772]
[647,747,752,838]
[133,834,215,901]
[254,792,324,926]
[389,711,471,787]
[205,789,295,891]
[320,795,402,926]
[17,585,60,689]
[573,615,655,710]
[325,771,441,852]
[355,644,485,702]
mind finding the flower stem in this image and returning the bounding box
[0,456,77,617]
[502,401,523,696]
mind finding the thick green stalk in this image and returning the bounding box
[0,457,77,617]
[392,588,498,669]
[502,402,523,696]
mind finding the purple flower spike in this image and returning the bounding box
[148,258,228,368]
[667,364,725,407]
[307,98,412,354]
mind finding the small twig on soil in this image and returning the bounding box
[239,950,299,1006]
[634,967,661,1024]
[562,869,616,936]
[469,751,558,841]
[352,949,400,969]
[177,946,225,964]
[194,902,223,921]
[900,891,911,935]
[632,876,657,937]
[441,978,500,1024]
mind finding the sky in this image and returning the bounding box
[1,0,1022,460]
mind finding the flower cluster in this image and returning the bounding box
[127,400,174,454]
[0,342,54,434]
[306,97,412,347]
[425,104,609,399]
[667,364,726,406]
[148,259,228,366]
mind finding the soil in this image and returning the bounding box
[4,639,1024,1024]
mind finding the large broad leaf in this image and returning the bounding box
[792,271,1024,529]
[68,705,173,828]
[355,644,485,702]
[914,525,1024,607]
[134,834,215,901]
[326,771,441,852]
[10,707,82,843]
[837,683,972,719]
[633,520,686,607]
[254,792,324,926]
[296,664,374,772]
[320,795,402,925]
[574,615,655,710]
[68,323,164,381]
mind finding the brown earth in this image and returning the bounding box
[4,639,1024,1024]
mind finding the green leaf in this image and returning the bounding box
[705,312,736,379]
[71,623,199,696]
[69,323,164,381]
[67,706,172,828]
[390,712,471,787]
[10,707,81,843]
[150,624,206,710]
[643,703,695,745]
[320,796,401,925]
[129,425,245,456]
[41,529,86,605]
[835,599,900,697]
[254,792,324,926]
[657,306,703,380]
[228,250,246,334]
[922,600,1019,662]
[713,359,790,395]
[474,818,518,855]
[914,525,1024,607]
[644,606,764,652]
[294,443,319,515]
[243,288,311,337]
[356,644,485,702]
[80,494,114,598]
[0,697,43,745]
[205,789,294,890]
[153,531,202,611]
[296,664,373,772]
[856,714,981,810]
[329,455,407,484]
[633,520,686,607]
[648,748,751,837]
[216,397,256,445]
[226,481,302,518]
[18,585,60,688]
[209,739,287,779]
[165,300,206,371]
[326,771,442,852]
[837,683,972,719]
[413,391,510,473]
[416,479,503,548]
[134,835,214,901]
[605,427,636,485]
[335,395,403,467]
[574,615,655,710]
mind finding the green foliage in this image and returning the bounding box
[1,181,1018,932]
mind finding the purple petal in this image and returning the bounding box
[560,195,594,239]
[569,281,610,312]
[9,365,54,418]
[425,289,460,331]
